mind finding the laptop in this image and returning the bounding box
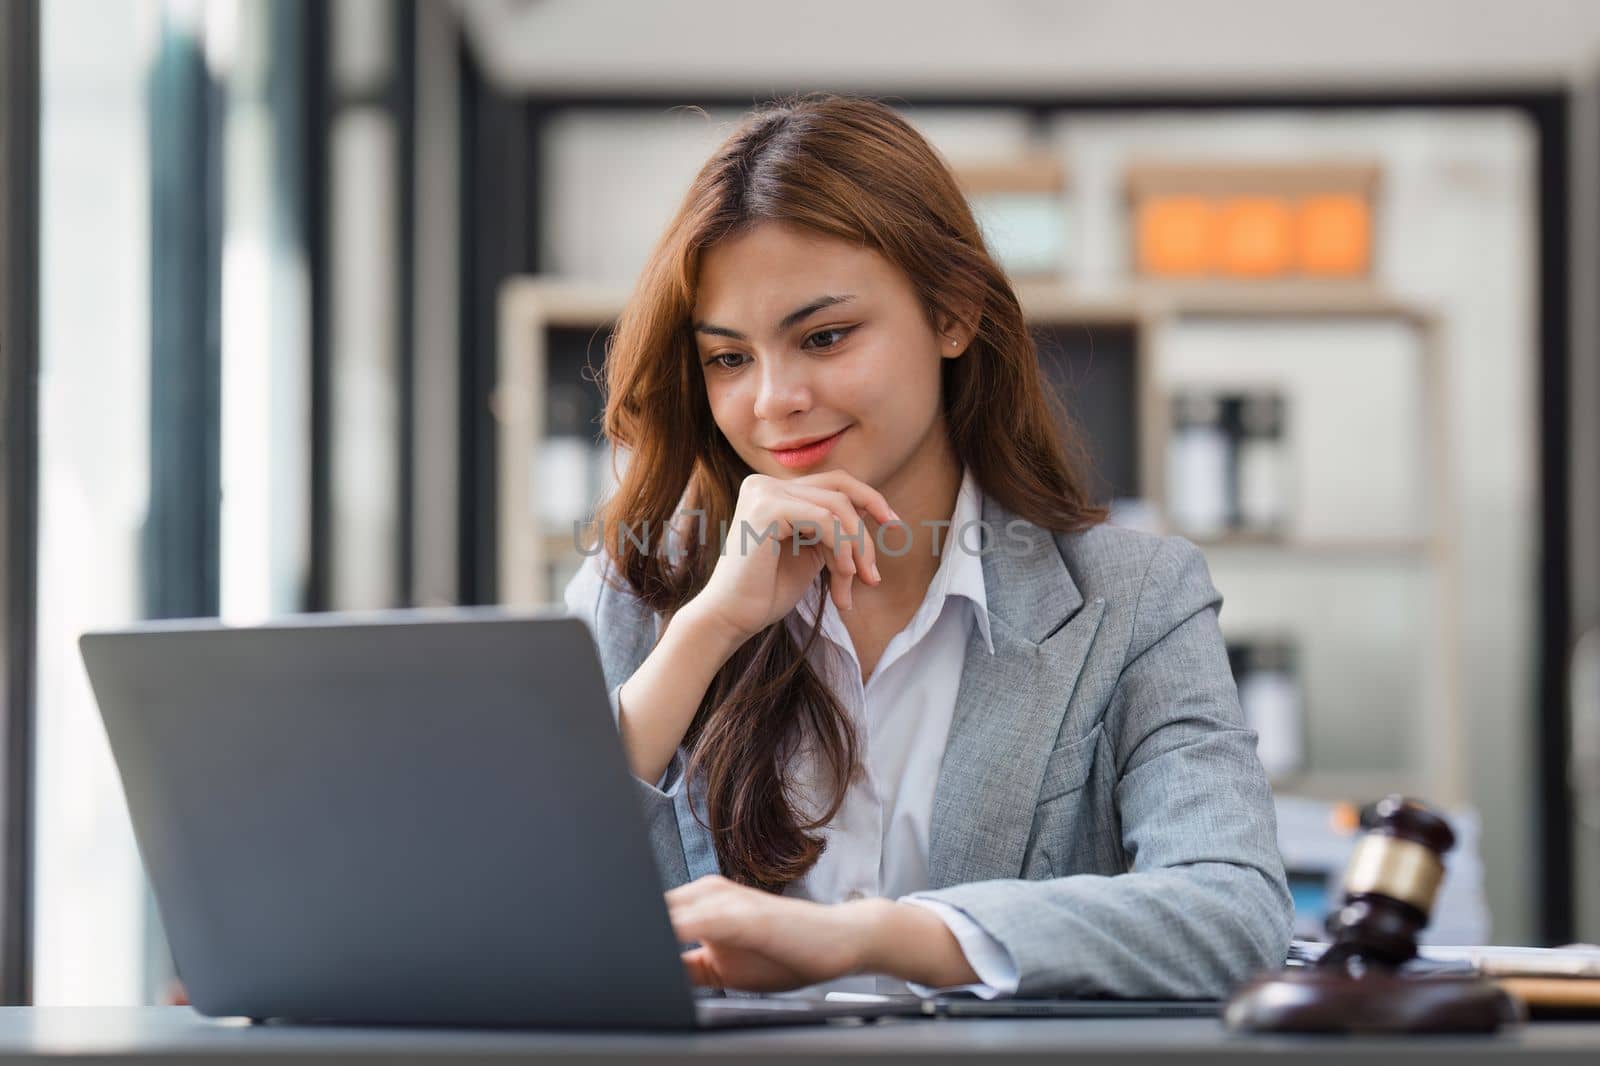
[78,607,924,1030]
[920,996,1219,1018]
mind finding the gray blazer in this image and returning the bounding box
[564,490,1293,999]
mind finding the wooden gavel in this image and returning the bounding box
[1318,795,1456,971]
[1225,794,1524,1034]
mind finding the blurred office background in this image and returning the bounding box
[3,0,1600,1005]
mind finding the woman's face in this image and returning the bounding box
[691,221,965,492]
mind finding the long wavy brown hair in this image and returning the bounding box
[588,91,1106,892]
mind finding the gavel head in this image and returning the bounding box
[1321,795,1455,970]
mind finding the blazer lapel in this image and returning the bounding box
[927,494,1105,888]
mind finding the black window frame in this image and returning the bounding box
[0,0,41,1007]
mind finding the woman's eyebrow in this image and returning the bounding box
[693,293,857,340]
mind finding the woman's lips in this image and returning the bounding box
[769,427,848,469]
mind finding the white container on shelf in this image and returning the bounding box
[1166,391,1231,537]
[1237,391,1290,535]
[535,384,593,534]
[1236,639,1305,779]
[534,438,591,533]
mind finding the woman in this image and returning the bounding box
[564,92,1292,1000]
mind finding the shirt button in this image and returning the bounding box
[844,889,865,902]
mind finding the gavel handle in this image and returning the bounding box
[1313,942,1407,974]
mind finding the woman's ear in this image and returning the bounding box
[937,303,980,358]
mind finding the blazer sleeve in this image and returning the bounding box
[909,535,1294,999]
[562,553,694,889]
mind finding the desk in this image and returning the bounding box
[0,1008,1597,1064]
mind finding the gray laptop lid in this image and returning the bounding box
[79,609,699,1028]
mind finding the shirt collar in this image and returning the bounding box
[791,465,994,656]
[942,464,995,655]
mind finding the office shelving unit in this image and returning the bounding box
[495,276,1460,807]
[1138,288,1460,807]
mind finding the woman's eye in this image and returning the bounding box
[804,326,854,350]
[704,352,749,371]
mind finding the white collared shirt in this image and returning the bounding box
[775,464,1017,998]
[566,467,1020,999]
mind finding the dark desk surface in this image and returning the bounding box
[0,1008,1597,1065]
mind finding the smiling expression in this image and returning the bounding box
[692,221,965,490]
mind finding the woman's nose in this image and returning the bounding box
[752,358,812,421]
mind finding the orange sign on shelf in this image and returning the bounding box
[1297,194,1371,276]
[1127,162,1378,280]
[1218,197,1295,277]
[1137,196,1216,276]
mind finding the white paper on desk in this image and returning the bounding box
[1419,945,1600,978]
[1290,939,1600,978]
